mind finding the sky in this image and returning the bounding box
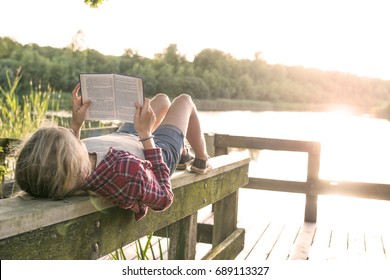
[0,0,390,80]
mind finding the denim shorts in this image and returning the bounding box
[116,123,184,175]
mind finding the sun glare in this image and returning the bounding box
[317,111,390,184]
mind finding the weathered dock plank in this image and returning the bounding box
[0,154,250,260]
[245,220,285,260]
[288,222,316,260]
[328,226,348,260]
[268,222,301,260]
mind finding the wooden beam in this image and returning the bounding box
[245,177,307,193]
[197,223,213,244]
[304,146,320,223]
[304,195,318,223]
[167,213,198,260]
[212,191,238,247]
[0,154,249,240]
[0,154,250,259]
[214,134,321,154]
[155,223,213,244]
[202,228,245,260]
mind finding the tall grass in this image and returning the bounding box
[110,232,166,260]
[0,69,59,139]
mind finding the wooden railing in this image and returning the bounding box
[0,153,250,260]
[213,134,390,223]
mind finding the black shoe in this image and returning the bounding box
[176,148,194,170]
[190,157,212,175]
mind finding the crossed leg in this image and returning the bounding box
[150,93,208,161]
[150,93,171,131]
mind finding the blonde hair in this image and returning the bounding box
[15,125,91,199]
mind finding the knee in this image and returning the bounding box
[154,93,171,108]
[175,93,194,106]
[155,93,170,102]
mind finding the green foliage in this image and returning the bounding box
[1,36,390,115]
[0,68,59,138]
[84,0,106,8]
[110,232,165,260]
[109,247,127,260]
[0,147,6,178]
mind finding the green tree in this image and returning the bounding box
[155,44,187,72]
[175,76,210,99]
[0,37,21,59]
[84,0,106,8]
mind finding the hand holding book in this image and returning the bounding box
[70,83,91,137]
[134,98,156,139]
[79,73,144,122]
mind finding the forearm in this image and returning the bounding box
[70,83,91,139]
[134,98,156,149]
[142,155,173,211]
[69,121,82,139]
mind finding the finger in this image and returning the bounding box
[134,102,141,122]
[135,102,142,115]
[79,99,91,112]
[72,83,81,98]
[143,98,151,109]
[72,84,82,106]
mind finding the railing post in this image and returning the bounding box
[214,134,228,156]
[212,191,239,247]
[167,213,198,260]
[304,143,321,223]
[204,133,216,157]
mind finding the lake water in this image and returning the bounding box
[199,110,390,227]
[199,110,390,184]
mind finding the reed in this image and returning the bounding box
[110,232,165,260]
[0,69,59,139]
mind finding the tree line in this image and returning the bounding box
[1,36,390,116]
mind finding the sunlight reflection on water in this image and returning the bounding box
[199,110,390,184]
[199,110,390,227]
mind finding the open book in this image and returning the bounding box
[79,73,144,122]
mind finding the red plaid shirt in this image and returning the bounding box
[81,148,173,220]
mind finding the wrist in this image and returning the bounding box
[137,131,152,139]
[69,124,82,138]
[70,121,82,131]
[140,137,156,149]
[139,135,154,142]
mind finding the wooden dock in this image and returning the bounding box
[236,189,390,260]
[2,131,390,261]
[101,133,390,261]
[107,188,390,260]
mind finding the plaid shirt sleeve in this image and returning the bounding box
[82,148,173,220]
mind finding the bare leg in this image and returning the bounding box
[150,93,171,132]
[160,94,208,161]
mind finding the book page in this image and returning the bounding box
[114,74,143,122]
[80,74,116,120]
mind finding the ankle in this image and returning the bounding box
[195,154,209,161]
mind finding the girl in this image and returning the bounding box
[15,83,211,219]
